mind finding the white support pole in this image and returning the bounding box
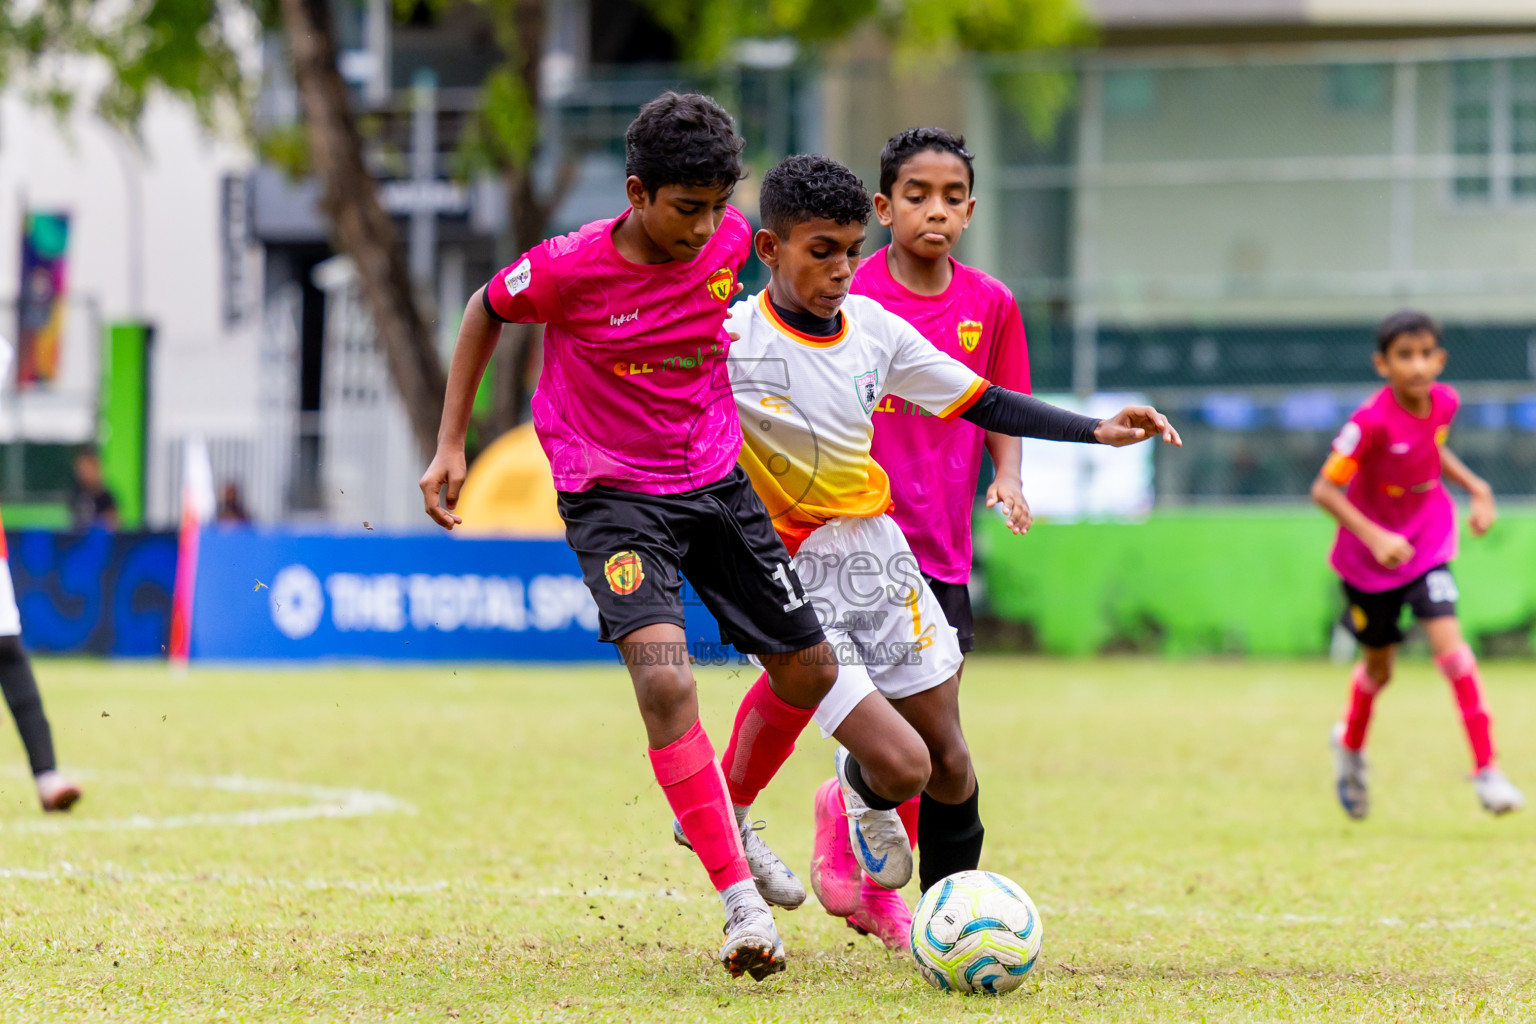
[1071,65,1103,398]
[409,68,438,291]
[1390,58,1418,298]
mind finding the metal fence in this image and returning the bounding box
[815,36,1536,500]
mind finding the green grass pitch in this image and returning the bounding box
[0,656,1533,1022]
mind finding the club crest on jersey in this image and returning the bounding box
[706,267,735,303]
[604,551,644,596]
[854,369,880,415]
[958,319,983,353]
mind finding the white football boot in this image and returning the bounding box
[834,746,913,889]
[673,815,806,910]
[35,770,81,813]
[1472,766,1525,815]
[1330,723,1369,820]
[719,893,786,981]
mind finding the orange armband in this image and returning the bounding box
[1322,452,1359,485]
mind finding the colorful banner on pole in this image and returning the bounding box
[17,211,69,386]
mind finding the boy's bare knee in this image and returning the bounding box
[930,741,972,792]
[866,739,933,804]
[634,665,694,719]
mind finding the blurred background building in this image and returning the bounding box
[8,0,1536,528]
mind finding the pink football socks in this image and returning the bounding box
[722,672,817,808]
[649,719,751,891]
[1436,643,1496,771]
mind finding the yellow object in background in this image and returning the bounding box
[453,423,564,538]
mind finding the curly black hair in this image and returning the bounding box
[1376,309,1441,353]
[878,127,975,196]
[759,154,872,236]
[624,92,746,196]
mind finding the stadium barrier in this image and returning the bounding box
[978,509,1536,657]
[8,530,177,656]
[184,527,724,662]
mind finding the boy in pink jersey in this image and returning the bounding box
[419,94,838,980]
[809,128,1033,948]
[1313,310,1523,819]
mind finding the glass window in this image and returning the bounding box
[1511,59,1536,197]
[1327,64,1388,112]
[1103,69,1155,118]
[1451,61,1493,200]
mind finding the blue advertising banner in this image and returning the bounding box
[189,528,725,662]
[8,530,177,656]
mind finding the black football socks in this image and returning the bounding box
[0,637,56,775]
[843,754,904,811]
[918,782,984,893]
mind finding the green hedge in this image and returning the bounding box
[976,508,1536,657]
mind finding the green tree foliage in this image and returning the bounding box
[0,0,248,131]
[638,0,1091,138]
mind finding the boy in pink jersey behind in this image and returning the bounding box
[419,93,838,980]
[1313,310,1523,819]
[810,128,1034,948]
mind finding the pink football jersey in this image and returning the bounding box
[1323,383,1459,592]
[485,206,752,494]
[854,247,1031,583]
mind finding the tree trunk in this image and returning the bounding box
[489,0,561,435]
[279,0,447,458]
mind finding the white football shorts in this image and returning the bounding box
[793,514,963,737]
[0,559,22,638]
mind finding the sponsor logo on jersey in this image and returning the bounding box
[958,319,983,353]
[1333,420,1362,456]
[706,267,735,303]
[1389,441,1410,455]
[1434,425,1449,446]
[604,551,644,595]
[503,257,532,298]
[609,309,639,327]
[853,369,879,415]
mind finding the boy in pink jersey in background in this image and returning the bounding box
[1313,310,1523,820]
[809,128,1034,947]
[420,93,838,980]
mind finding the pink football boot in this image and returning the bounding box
[847,876,914,952]
[810,777,861,917]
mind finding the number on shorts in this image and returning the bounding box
[773,562,807,613]
[1426,570,1458,605]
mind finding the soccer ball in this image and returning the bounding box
[909,870,1043,995]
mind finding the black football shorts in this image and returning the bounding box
[557,466,826,654]
[1341,563,1458,649]
[923,575,975,654]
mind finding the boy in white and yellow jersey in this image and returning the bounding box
[681,154,1181,945]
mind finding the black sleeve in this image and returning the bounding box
[481,286,511,324]
[958,386,1102,443]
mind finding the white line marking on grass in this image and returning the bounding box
[0,861,693,902]
[1044,901,1536,934]
[0,771,412,833]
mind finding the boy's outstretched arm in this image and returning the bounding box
[983,433,1030,535]
[1310,472,1414,569]
[418,286,504,530]
[958,387,1182,448]
[1441,445,1496,536]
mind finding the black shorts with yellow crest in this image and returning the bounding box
[1341,564,1458,649]
[557,466,826,653]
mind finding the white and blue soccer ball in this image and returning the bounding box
[909,869,1043,995]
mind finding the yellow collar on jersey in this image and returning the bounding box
[758,291,850,347]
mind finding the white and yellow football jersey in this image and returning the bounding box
[725,291,988,551]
